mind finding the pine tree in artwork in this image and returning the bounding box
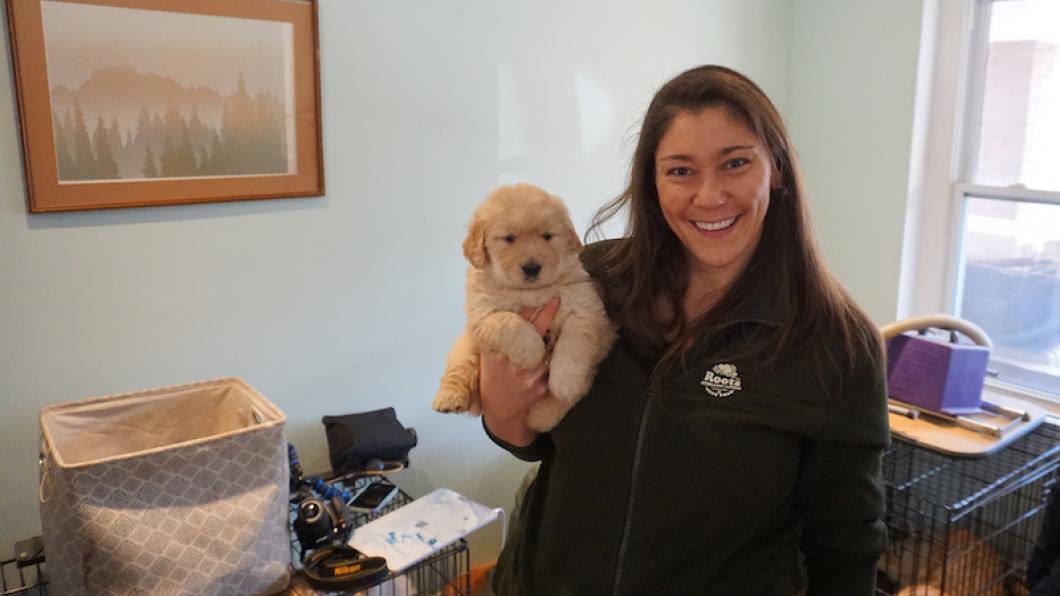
[142,145,158,178]
[175,123,196,176]
[188,106,208,151]
[108,115,125,177]
[224,73,257,174]
[125,104,150,177]
[150,112,165,151]
[163,102,183,145]
[70,102,95,180]
[53,111,75,180]
[63,109,75,147]
[159,137,176,178]
[253,90,285,173]
[120,128,138,179]
[92,114,120,179]
[134,105,151,147]
[216,73,288,175]
[108,116,123,155]
[196,146,210,176]
[208,128,225,175]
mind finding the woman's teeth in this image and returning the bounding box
[694,217,736,232]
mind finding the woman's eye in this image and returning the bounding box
[503,234,516,244]
[724,158,749,169]
[542,232,553,241]
[668,167,692,176]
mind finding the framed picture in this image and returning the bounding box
[5,0,324,212]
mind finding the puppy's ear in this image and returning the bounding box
[462,218,488,268]
[564,215,583,253]
[568,229,584,253]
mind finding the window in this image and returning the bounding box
[952,0,1060,396]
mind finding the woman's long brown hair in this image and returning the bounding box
[587,65,882,397]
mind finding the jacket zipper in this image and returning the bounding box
[610,394,652,596]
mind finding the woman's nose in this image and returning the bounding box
[692,175,726,207]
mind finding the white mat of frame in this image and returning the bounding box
[349,488,502,572]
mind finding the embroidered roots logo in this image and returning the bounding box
[701,363,742,398]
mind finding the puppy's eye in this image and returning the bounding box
[503,234,516,244]
[542,232,553,241]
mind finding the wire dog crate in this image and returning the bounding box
[0,555,47,596]
[877,421,1060,595]
[288,474,471,596]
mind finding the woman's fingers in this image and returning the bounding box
[519,297,561,336]
[520,362,550,395]
[535,297,561,335]
[480,352,549,412]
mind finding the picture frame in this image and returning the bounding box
[5,0,324,212]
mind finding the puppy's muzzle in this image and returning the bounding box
[521,261,542,281]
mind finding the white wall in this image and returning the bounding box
[904,0,974,319]
[0,0,795,564]
[788,0,928,324]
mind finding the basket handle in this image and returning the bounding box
[38,442,52,504]
[879,314,992,348]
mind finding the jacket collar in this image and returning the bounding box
[622,283,786,367]
[715,282,786,329]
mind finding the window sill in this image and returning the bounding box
[984,378,1060,418]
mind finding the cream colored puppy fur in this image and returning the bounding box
[432,183,616,431]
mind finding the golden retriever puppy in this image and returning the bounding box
[432,183,616,431]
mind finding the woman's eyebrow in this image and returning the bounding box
[720,144,754,155]
[657,154,693,163]
[658,145,756,162]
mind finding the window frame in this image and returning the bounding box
[925,0,1060,404]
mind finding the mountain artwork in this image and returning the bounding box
[41,2,295,182]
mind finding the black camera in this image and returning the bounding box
[287,435,406,559]
[293,494,353,553]
[288,443,357,556]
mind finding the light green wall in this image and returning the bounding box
[0,0,797,564]
[788,0,927,324]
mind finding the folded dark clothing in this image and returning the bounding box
[322,407,417,473]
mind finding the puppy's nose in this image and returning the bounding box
[522,261,542,280]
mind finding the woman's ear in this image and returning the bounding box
[462,218,488,268]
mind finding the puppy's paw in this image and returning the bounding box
[433,385,472,414]
[547,359,594,403]
[503,330,547,370]
[526,397,569,432]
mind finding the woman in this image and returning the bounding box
[481,65,889,595]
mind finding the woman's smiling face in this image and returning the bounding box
[655,106,775,291]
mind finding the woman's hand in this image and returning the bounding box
[481,297,560,446]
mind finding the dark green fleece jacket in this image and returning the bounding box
[487,242,889,596]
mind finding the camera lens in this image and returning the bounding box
[294,498,336,551]
[300,500,322,523]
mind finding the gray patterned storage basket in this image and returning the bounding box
[38,377,290,595]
